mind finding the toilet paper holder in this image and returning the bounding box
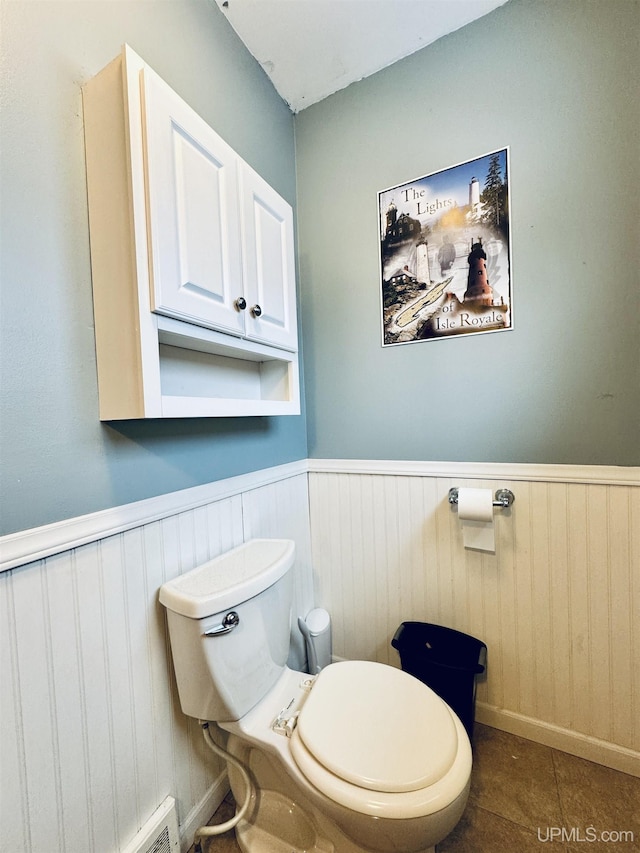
[448,487,515,508]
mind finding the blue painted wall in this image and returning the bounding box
[295,0,640,465]
[2,0,638,537]
[0,0,306,535]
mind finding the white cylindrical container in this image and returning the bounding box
[298,608,332,674]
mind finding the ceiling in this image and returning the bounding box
[213,0,508,112]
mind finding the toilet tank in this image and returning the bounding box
[159,539,295,722]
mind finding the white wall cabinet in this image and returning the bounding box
[83,45,299,419]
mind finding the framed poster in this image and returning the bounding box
[379,148,512,345]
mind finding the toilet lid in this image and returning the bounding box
[296,661,458,793]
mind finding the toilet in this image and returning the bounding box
[159,539,472,853]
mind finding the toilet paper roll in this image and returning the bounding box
[457,487,495,552]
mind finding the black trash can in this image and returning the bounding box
[392,622,486,741]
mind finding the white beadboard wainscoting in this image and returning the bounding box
[307,460,640,777]
[0,462,314,853]
[2,459,639,853]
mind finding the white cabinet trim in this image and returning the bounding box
[82,45,300,419]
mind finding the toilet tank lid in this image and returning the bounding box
[159,539,295,618]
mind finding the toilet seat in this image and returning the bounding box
[290,661,471,819]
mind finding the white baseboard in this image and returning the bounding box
[179,771,230,853]
[476,702,640,778]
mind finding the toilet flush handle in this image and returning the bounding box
[203,611,240,637]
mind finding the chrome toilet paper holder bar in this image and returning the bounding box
[448,487,515,508]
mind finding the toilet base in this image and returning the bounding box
[226,737,458,853]
[234,794,436,853]
[236,813,436,853]
[236,814,435,853]
[235,790,334,852]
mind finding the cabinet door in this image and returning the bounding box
[240,164,298,351]
[141,67,245,336]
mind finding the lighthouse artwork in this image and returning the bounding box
[379,148,512,345]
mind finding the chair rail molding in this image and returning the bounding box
[0,460,309,572]
[2,460,637,573]
[306,459,640,486]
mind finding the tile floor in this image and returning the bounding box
[189,724,640,852]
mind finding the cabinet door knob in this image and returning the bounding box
[251,304,262,318]
[234,297,247,311]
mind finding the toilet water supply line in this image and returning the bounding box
[194,722,253,849]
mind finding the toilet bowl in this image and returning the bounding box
[222,662,471,852]
[159,539,472,852]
